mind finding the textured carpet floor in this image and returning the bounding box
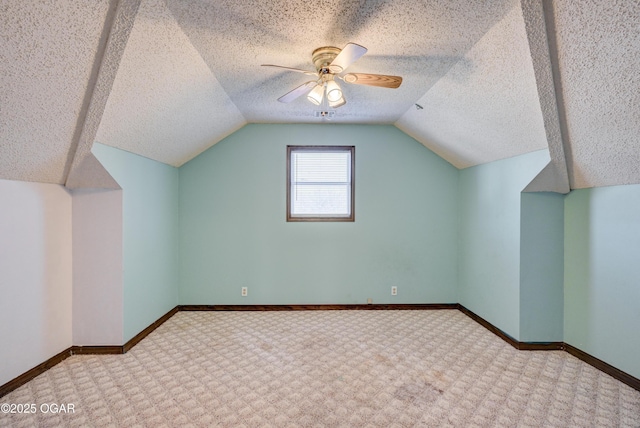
[2,310,639,427]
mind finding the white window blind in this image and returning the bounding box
[289,148,353,219]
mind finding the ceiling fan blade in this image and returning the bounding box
[277,81,318,103]
[342,73,402,88]
[262,64,318,76]
[328,43,367,73]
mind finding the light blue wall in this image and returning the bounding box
[520,192,564,342]
[91,126,640,382]
[458,150,549,340]
[93,144,179,342]
[178,124,458,305]
[564,184,640,379]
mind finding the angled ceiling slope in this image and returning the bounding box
[549,0,640,189]
[3,0,639,191]
[0,0,113,184]
[95,0,246,167]
[65,0,143,190]
[396,2,549,170]
[165,0,515,125]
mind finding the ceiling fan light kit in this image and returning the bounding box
[326,79,342,102]
[262,43,403,112]
[328,96,346,109]
[307,84,325,105]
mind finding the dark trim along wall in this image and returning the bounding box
[1,304,638,398]
[0,306,179,397]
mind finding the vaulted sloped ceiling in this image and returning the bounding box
[396,3,548,169]
[164,0,514,125]
[1,0,639,191]
[0,0,112,184]
[550,1,640,189]
[95,0,246,167]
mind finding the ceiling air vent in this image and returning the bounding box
[314,111,335,118]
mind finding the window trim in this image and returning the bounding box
[286,145,355,222]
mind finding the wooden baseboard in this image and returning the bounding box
[458,304,521,349]
[518,342,564,351]
[2,304,638,398]
[564,343,640,392]
[457,304,563,351]
[72,345,124,355]
[0,347,73,398]
[458,304,639,391]
[179,303,459,311]
[0,306,179,398]
[123,306,179,352]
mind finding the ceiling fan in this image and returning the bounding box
[262,43,402,109]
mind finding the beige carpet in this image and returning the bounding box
[2,310,639,427]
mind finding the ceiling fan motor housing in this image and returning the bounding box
[312,46,341,74]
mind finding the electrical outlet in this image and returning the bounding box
[367,298,373,304]
[391,286,397,296]
[241,287,248,297]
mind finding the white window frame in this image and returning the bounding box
[286,145,355,222]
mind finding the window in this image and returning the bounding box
[287,146,355,222]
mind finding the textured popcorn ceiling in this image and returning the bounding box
[520,0,570,194]
[0,0,111,184]
[551,0,640,189]
[2,0,639,189]
[165,0,515,124]
[396,4,547,169]
[65,0,142,190]
[95,0,245,167]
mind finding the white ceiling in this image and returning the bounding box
[95,0,245,167]
[0,0,111,183]
[163,0,514,126]
[551,0,640,189]
[1,0,639,190]
[396,3,548,168]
